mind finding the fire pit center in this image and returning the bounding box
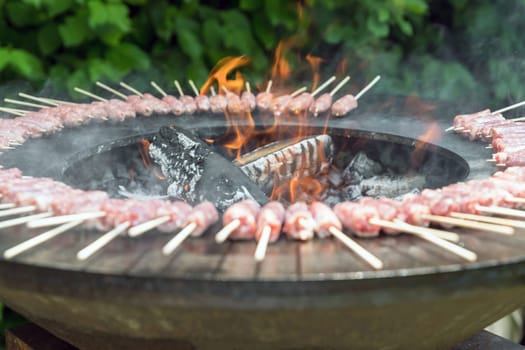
[61,124,469,206]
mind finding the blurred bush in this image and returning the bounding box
[0,0,523,105]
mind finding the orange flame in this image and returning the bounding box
[410,122,442,171]
[271,40,292,83]
[200,56,251,95]
[306,54,322,91]
[138,139,151,167]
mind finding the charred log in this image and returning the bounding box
[149,125,268,210]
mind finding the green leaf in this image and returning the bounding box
[366,17,389,37]
[220,10,252,53]
[253,15,275,49]
[6,2,39,26]
[239,0,259,10]
[58,12,90,47]
[202,19,222,49]
[37,23,61,55]
[8,49,44,80]
[177,28,202,59]
[106,42,150,74]
[43,0,74,17]
[88,57,122,81]
[0,48,9,71]
[66,68,89,94]
[88,1,131,32]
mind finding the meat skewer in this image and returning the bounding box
[254,201,285,262]
[0,205,36,218]
[272,86,307,116]
[27,211,106,228]
[0,212,52,230]
[446,100,525,132]
[288,76,336,115]
[256,80,273,112]
[119,82,144,96]
[310,76,350,117]
[283,202,315,240]
[162,201,219,255]
[3,220,83,259]
[4,98,49,109]
[0,107,26,116]
[189,80,210,113]
[174,80,197,114]
[76,221,131,260]
[95,82,128,100]
[215,199,260,243]
[332,75,381,117]
[127,201,193,237]
[241,82,256,112]
[73,87,107,102]
[150,81,168,97]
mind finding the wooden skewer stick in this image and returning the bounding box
[420,214,514,235]
[0,212,51,230]
[311,76,336,97]
[444,126,455,132]
[42,97,77,105]
[74,87,107,102]
[188,80,200,96]
[450,212,525,229]
[4,220,83,259]
[328,226,384,270]
[18,93,59,106]
[265,80,273,93]
[210,86,217,96]
[128,216,170,237]
[0,205,36,219]
[4,98,49,109]
[77,221,130,260]
[486,159,497,162]
[370,218,477,262]
[215,219,240,243]
[290,86,307,98]
[476,205,525,219]
[329,76,351,96]
[355,75,381,100]
[511,116,525,122]
[119,82,143,97]
[254,225,272,262]
[96,82,128,100]
[174,80,184,97]
[392,220,459,242]
[150,81,167,97]
[162,222,197,255]
[507,197,525,204]
[493,100,525,114]
[245,82,251,94]
[0,107,26,116]
[0,203,16,210]
[27,211,106,228]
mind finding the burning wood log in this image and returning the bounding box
[149,125,269,210]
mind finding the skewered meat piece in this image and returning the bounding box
[491,137,525,152]
[493,150,525,166]
[288,92,314,115]
[179,95,197,114]
[452,109,491,129]
[185,201,219,237]
[256,91,273,111]
[162,95,185,115]
[333,201,381,237]
[358,197,402,234]
[226,91,244,114]
[399,194,430,226]
[209,94,228,113]
[283,202,315,240]
[156,201,193,232]
[241,91,256,112]
[222,199,260,240]
[331,94,358,117]
[256,201,285,243]
[194,95,210,112]
[309,93,332,117]
[272,94,293,116]
[309,201,341,238]
[104,99,137,121]
[490,122,525,138]
[126,95,153,116]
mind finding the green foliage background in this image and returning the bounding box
[0,0,523,108]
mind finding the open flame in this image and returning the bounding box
[138,139,166,180]
[200,56,251,95]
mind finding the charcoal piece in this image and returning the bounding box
[149,125,268,210]
[343,152,383,181]
[360,174,425,198]
[327,166,343,187]
[235,134,334,193]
